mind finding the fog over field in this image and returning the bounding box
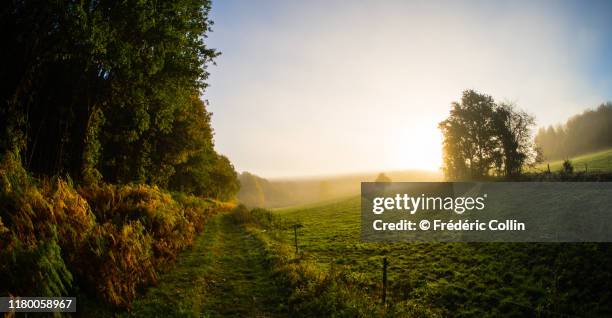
[238,170,442,208]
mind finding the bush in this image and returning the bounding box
[79,184,196,266]
[230,205,287,229]
[0,155,225,308]
[561,159,574,174]
[80,221,156,307]
[0,154,75,297]
[76,184,222,307]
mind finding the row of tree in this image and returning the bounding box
[439,90,537,180]
[0,1,238,199]
[534,102,612,160]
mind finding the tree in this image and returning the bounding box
[562,159,574,174]
[237,172,266,208]
[0,1,238,200]
[493,103,536,176]
[438,90,498,179]
[438,90,536,180]
[535,102,612,160]
[204,155,240,201]
[375,173,392,182]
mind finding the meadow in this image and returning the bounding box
[532,148,612,173]
[260,197,612,317]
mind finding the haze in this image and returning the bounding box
[206,0,612,178]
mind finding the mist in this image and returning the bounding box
[535,102,612,160]
[207,0,612,178]
[237,170,442,208]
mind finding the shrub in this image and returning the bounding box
[81,184,199,265]
[561,159,574,174]
[0,154,224,308]
[43,179,95,260]
[77,183,223,306]
[80,221,156,307]
[0,155,74,297]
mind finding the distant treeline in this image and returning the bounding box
[238,171,441,208]
[0,1,238,200]
[535,102,612,160]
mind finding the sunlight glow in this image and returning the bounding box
[207,1,610,178]
[387,125,443,172]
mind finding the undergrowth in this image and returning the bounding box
[0,154,232,309]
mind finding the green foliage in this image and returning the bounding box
[1,233,74,298]
[0,155,76,297]
[84,221,156,307]
[0,0,238,200]
[531,148,612,174]
[535,102,612,160]
[0,7,238,306]
[82,108,106,186]
[0,156,227,308]
[439,90,536,180]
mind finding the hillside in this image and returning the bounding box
[238,170,442,208]
[265,197,612,316]
[535,102,612,160]
[531,148,612,173]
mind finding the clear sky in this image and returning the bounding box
[205,0,612,178]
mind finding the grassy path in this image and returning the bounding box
[124,214,287,317]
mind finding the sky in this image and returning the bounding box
[205,0,612,179]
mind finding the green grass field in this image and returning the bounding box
[270,197,612,317]
[531,148,612,173]
[123,215,288,318]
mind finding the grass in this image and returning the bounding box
[531,148,612,173]
[123,214,288,318]
[269,197,612,317]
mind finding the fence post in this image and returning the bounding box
[382,257,388,305]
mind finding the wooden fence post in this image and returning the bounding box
[382,257,388,305]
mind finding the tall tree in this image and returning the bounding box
[438,90,498,179]
[0,1,238,200]
[438,90,535,180]
[493,103,536,176]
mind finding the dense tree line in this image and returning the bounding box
[534,102,612,160]
[0,0,238,200]
[439,90,536,180]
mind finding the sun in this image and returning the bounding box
[388,125,442,171]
